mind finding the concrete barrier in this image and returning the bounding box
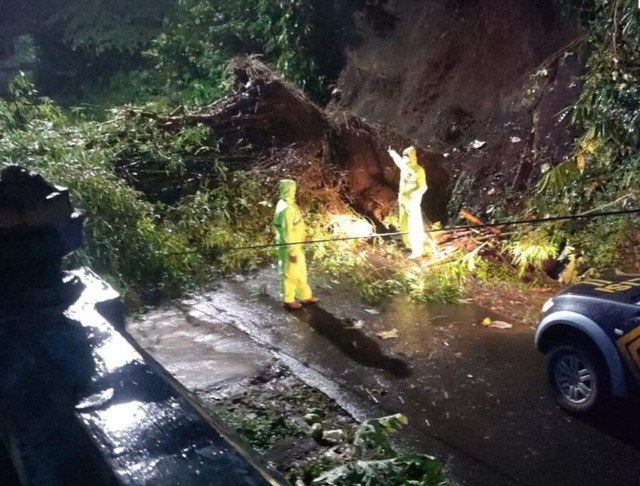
[0,166,284,485]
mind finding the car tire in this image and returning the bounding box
[546,344,610,415]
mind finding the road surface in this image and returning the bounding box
[129,267,640,486]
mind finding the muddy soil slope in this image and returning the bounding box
[334,0,586,213]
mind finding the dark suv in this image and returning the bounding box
[535,275,640,414]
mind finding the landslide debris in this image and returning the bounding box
[144,57,451,225]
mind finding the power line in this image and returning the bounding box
[430,206,640,232]
[166,207,640,255]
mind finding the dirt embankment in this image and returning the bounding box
[333,0,587,214]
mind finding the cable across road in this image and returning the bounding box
[218,206,640,252]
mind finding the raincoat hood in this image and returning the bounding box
[403,146,418,166]
[279,179,297,201]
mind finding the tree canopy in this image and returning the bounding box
[0,0,349,104]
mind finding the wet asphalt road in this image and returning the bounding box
[129,267,640,486]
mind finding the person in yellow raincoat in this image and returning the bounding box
[273,179,320,310]
[388,146,427,259]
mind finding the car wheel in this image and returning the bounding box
[546,344,610,415]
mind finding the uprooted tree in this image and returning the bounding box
[123,57,451,227]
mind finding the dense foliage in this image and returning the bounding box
[530,0,640,271]
[150,0,346,104]
[1,0,347,105]
[0,74,276,306]
[312,414,447,486]
[0,0,174,98]
[574,1,640,171]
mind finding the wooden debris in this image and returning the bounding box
[459,209,502,235]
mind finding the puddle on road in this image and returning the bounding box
[127,304,274,392]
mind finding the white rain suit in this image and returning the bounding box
[388,146,427,258]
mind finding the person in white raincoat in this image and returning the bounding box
[388,146,427,259]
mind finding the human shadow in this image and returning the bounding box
[291,305,412,378]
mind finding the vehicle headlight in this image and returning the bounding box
[541,298,554,313]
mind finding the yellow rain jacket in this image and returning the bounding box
[273,179,313,303]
